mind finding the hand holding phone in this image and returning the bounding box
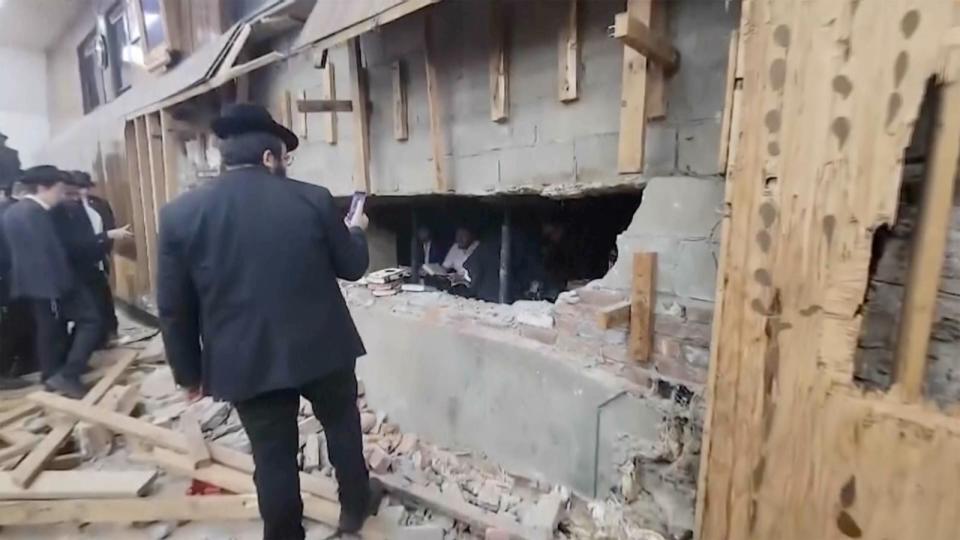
[345,191,368,230]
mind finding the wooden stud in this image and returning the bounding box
[9,350,138,488]
[180,411,212,468]
[629,252,655,362]
[0,470,157,500]
[0,495,261,525]
[145,113,167,217]
[644,0,667,120]
[558,0,579,103]
[297,99,354,113]
[278,90,293,129]
[611,11,679,74]
[393,60,409,141]
[321,63,338,144]
[616,0,652,174]
[124,121,150,296]
[134,117,158,288]
[597,300,632,329]
[348,38,371,192]
[893,50,960,402]
[717,30,739,174]
[489,0,509,122]
[424,15,449,191]
[160,108,180,203]
[297,89,309,138]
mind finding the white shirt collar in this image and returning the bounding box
[24,194,51,211]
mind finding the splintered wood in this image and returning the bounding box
[697,2,960,540]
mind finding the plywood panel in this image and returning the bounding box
[697,2,960,540]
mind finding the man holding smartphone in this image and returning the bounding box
[156,104,378,540]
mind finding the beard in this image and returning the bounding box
[271,163,287,178]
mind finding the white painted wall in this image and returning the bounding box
[0,47,50,166]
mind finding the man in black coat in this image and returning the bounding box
[0,181,33,388]
[0,133,21,189]
[157,104,378,540]
[2,166,101,398]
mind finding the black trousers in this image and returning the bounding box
[235,369,370,540]
[30,285,102,381]
[0,298,35,376]
[91,270,118,340]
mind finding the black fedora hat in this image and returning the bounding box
[211,103,299,151]
[18,165,70,186]
[67,170,95,188]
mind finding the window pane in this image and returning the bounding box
[107,10,131,93]
[141,0,166,51]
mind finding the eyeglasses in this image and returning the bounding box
[282,153,294,166]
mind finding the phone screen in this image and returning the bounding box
[345,191,367,226]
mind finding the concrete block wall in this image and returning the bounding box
[257,0,739,197]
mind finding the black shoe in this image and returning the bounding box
[337,478,386,534]
[0,377,32,391]
[44,373,87,399]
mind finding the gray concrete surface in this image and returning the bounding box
[601,176,724,301]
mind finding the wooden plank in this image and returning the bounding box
[392,60,409,141]
[134,116,158,289]
[377,473,534,540]
[10,349,138,488]
[297,99,354,113]
[893,49,960,402]
[347,38,371,192]
[293,0,441,52]
[557,0,579,103]
[644,0,667,119]
[0,470,157,500]
[278,90,293,129]
[124,121,149,296]
[180,410,212,468]
[145,113,167,220]
[0,437,39,464]
[320,63,338,144]
[0,404,37,430]
[628,252,655,362]
[489,0,509,123]
[424,14,449,191]
[296,90,309,138]
[616,0,652,174]
[159,108,181,202]
[717,30,739,174]
[597,300,631,329]
[0,495,261,525]
[611,12,679,74]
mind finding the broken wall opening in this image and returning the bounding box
[361,190,643,303]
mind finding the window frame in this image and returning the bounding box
[129,0,179,72]
[105,0,136,97]
[77,29,107,114]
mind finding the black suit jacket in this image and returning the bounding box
[0,198,16,277]
[87,195,117,274]
[157,167,369,402]
[51,202,111,284]
[3,199,73,300]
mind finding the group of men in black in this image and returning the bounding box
[0,132,130,397]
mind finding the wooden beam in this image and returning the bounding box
[347,38,371,192]
[717,30,739,174]
[0,404,37,430]
[616,0,652,174]
[180,410,212,468]
[124,121,150,295]
[629,252,656,362]
[297,99,354,113]
[597,300,632,329]
[0,470,157,500]
[0,495,261,525]
[893,50,960,402]
[321,63,338,144]
[558,0,579,103]
[145,113,167,216]
[296,90,309,138]
[489,0,509,123]
[424,15,449,191]
[278,90,293,129]
[134,117,158,288]
[611,11,679,74]
[0,437,39,464]
[644,0,667,119]
[159,108,180,203]
[393,60,409,141]
[10,350,138,488]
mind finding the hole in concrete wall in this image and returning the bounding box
[357,190,643,304]
[853,77,960,405]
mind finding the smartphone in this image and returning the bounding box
[344,191,367,227]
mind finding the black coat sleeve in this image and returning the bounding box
[52,206,110,266]
[319,191,369,281]
[91,197,117,252]
[156,206,203,389]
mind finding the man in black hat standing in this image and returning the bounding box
[3,166,101,398]
[0,133,21,190]
[157,104,378,540]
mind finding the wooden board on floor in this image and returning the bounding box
[629,252,655,362]
[0,470,157,500]
[0,495,261,525]
[616,0,653,174]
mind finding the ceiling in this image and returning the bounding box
[0,0,92,51]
